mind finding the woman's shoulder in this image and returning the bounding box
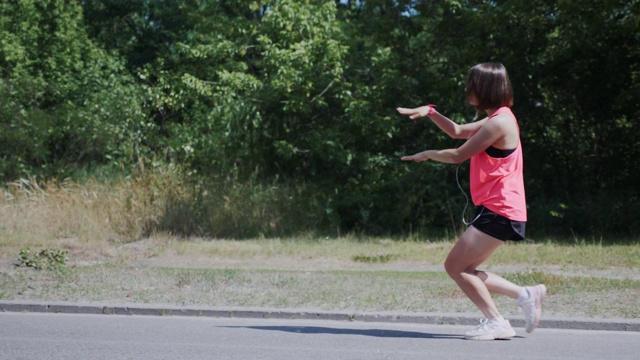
[487,108,519,143]
[490,107,517,125]
[490,106,515,118]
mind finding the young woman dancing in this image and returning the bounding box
[398,62,546,341]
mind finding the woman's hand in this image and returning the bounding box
[396,105,435,119]
[401,151,430,162]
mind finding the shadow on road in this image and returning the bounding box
[222,326,463,339]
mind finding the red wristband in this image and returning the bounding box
[427,104,437,116]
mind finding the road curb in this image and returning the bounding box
[1,300,639,332]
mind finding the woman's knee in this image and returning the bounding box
[444,255,466,278]
[445,228,501,277]
[444,251,481,278]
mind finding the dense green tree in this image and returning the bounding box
[1,0,638,237]
[528,0,640,235]
[0,0,146,180]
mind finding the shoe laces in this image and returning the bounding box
[472,318,499,331]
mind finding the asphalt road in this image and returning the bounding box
[1,312,638,360]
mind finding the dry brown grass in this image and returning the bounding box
[0,170,187,248]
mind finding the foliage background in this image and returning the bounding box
[1,0,639,240]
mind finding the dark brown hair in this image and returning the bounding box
[465,63,513,110]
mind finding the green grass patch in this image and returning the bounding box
[352,254,397,263]
[18,248,69,271]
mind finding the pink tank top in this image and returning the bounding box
[469,107,527,221]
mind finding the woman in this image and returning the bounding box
[398,63,546,341]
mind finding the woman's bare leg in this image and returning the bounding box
[475,271,523,299]
[466,251,525,299]
[444,226,523,318]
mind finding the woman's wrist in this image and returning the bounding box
[426,104,437,117]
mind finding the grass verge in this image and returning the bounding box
[1,264,638,319]
[1,175,639,320]
[2,236,639,319]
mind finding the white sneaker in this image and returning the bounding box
[518,284,547,333]
[464,318,516,341]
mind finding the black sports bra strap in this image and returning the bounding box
[485,146,516,158]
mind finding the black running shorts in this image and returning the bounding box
[470,206,526,241]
